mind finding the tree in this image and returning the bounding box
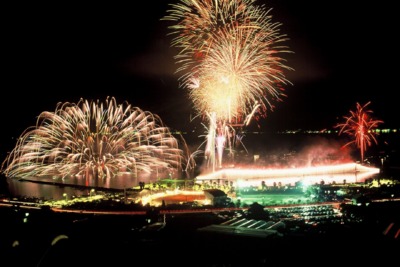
[246,202,270,221]
[261,181,266,190]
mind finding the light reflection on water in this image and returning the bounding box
[7,180,90,200]
[6,173,142,200]
[6,171,380,201]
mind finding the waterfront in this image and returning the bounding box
[4,174,137,200]
[3,168,383,201]
[3,130,399,200]
[1,131,398,267]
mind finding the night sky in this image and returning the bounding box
[2,0,398,155]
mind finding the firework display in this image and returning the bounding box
[164,0,292,122]
[164,0,292,170]
[336,102,383,162]
[1,97,186,180]
[188,26,290,122]
[163,0,260,75]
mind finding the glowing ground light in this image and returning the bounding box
[195,163,380,187]
[139,189,207,206]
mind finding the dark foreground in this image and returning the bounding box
[1,200,399,267]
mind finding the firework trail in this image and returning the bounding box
[1,97,188,180]
[164,0,292,170]
[335,102,383,163]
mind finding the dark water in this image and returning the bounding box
[3,172,143,200]
[6,179,90,200]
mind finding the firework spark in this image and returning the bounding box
[335,102,383,163]
[1,97,187,180]
[188,26,291,122]
[163,0,290,76]
[163,0,256,72]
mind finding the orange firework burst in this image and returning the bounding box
[164,0,292,122]
[188,26,291,123]
[163,0,262,74]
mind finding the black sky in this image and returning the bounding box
[2,0,398,153]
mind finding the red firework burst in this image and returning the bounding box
[335,102,383,163]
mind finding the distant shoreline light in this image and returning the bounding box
[176,128,399,135]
